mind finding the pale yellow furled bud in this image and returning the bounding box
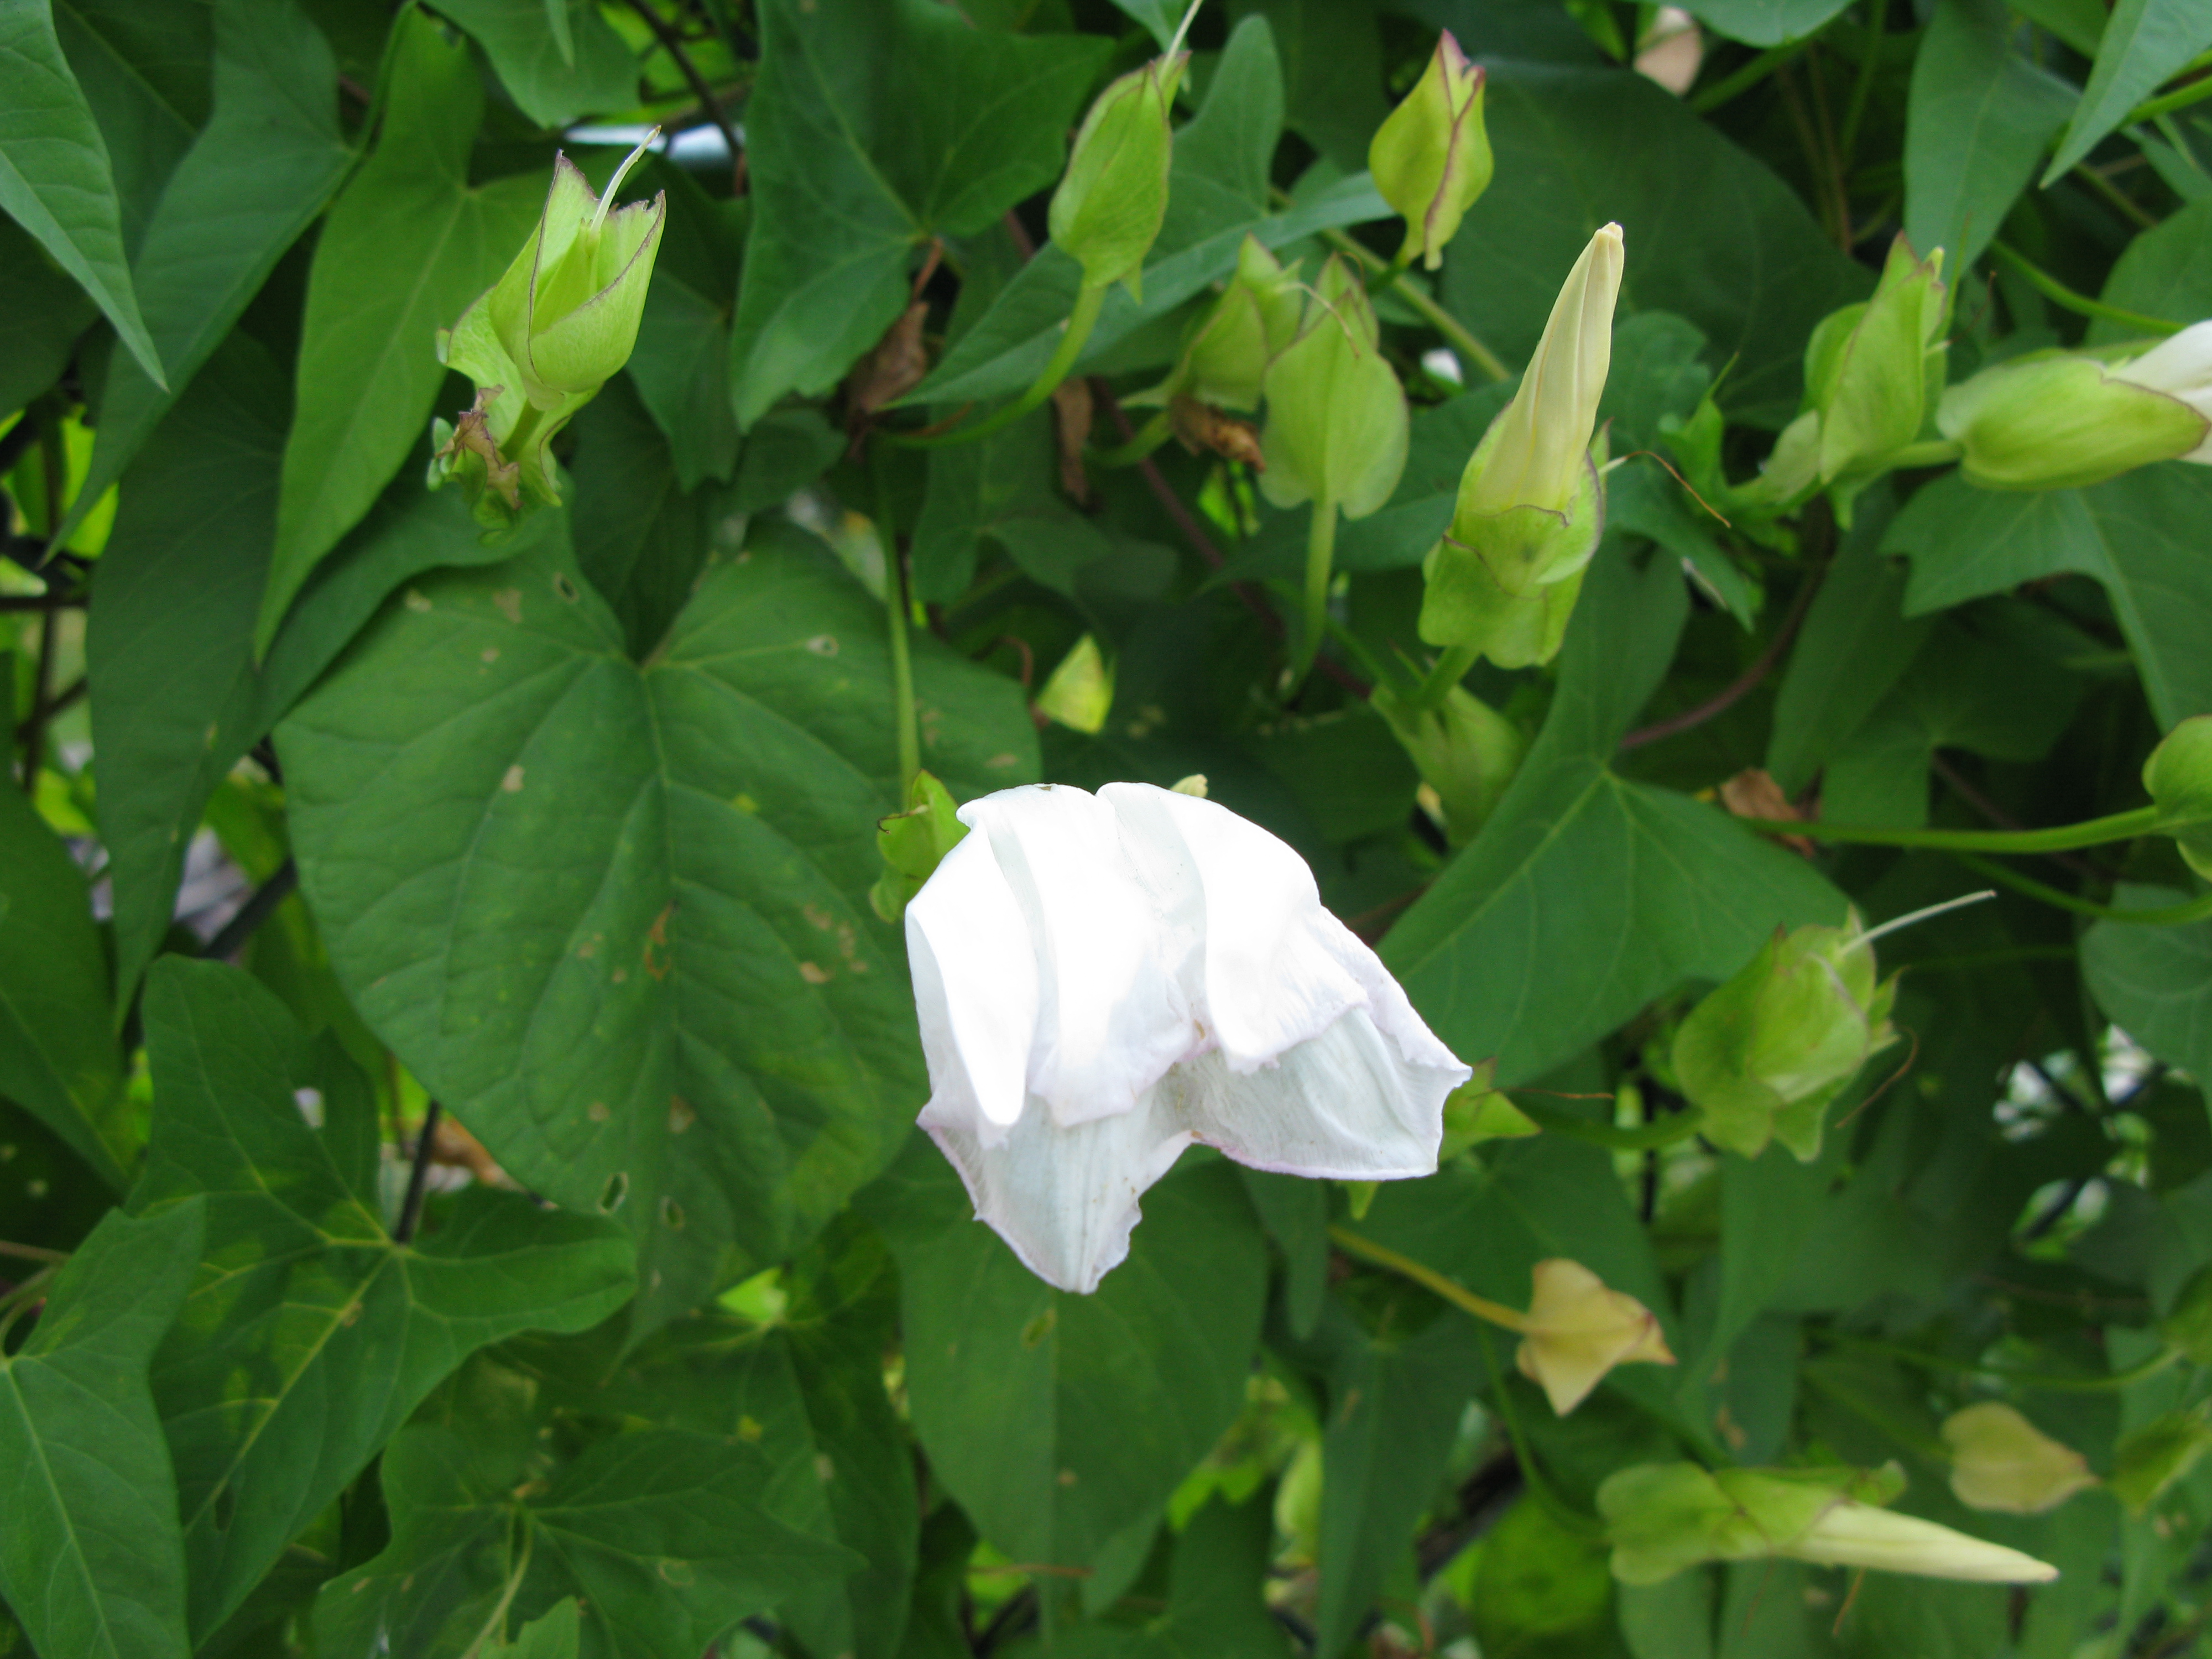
[1514,1258,1674,1415]
[1942,1403,2097,1515]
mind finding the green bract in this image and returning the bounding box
[431,142,667,515]
[1671,915,1898,1161]
[1258,254,1410,517]
[872,771,970,924]
[1368,32,1491,272]
[1417,225,1620,667]
[1135,234,1302,412]
[2145,714,2212,880]
[1938,341,2212,492]
[1371,682,1525,845]
[1047,52,1187,299]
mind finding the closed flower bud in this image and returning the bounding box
[1418,226,1621,667]
[871,771,968,924]
[435,139,666,511]
[1805,237,1948,497]
[2110,1407,2212,1516]
[905,782,1470,1292]
[1140,236,1304,412]
[1671,912,1898,1162]
[1943,1403,2096,1515]
[1048,52,1188,299]
[2144,714,2212,880]
[1259,255,1410,518]
[1937,320,2212,492]
[1600,1461,2059,1587]
[1514,1258,1674,1415]
[1368,32,1493,272]
[1372,681,1525,844]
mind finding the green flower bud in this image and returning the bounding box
[1034,634,1114,734]
[2144,714,2212,881]
[2110,1407,2212,1516]
[1138,236,1303,412]
[1438,1061,1538,1159]
[870,771,968,924]
[1671,912,1898,1162]
[1599,1462,2057,1588]
[1937,321,2212,492]
[1373,681,1525,844]
[434,140,666,513]
[1416,226,1621,666]
[1368,32,1493,273]
[1807,237,1947,486]
[1048,51,1188,299]
[1258,255,1410,518]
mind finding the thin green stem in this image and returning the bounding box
[1473,1323,1609,1537]
[1294,499,1338,684]
[873,447,921,795]
[0,1240,67,1265]
[1731,802,2160,855]
[1689,36,1817,114]
[2131,60,2212,124]
[1514,1098,1710,1152]
[2072,163,2161,231]
[1412,643,1480,712]
[1314,225,1511,382]
[1835,2,1885,172]
[1825,1331,2183,1393]
[1089,408,1174,467]
[897,284,1108,450]
[1988,242,2182,335]
[1328,1224,1529,1332]
[1950,852,2212,926]
[0,1265,59,1347]
[460,1514,536,1658]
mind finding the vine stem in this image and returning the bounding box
[896,284,1108,450]
[394,1100,442,1245]
[1620,554,1826,749]
[1987,242,2180,335]
[1950,852,2212,927]
[873,445,921,794]
[1512,1098,1709,1152]
[1824,1331,2182,1394]
[1088,408,1173,467]
[1295,499,1338,684]
[1411,643,1480,713]
[1731,802,2161,855]
[1328,1224,1529,1332]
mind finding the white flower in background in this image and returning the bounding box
[905,781,1471,1293]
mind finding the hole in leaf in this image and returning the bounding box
[1020,1307,1056,1349]
[599,1171,629,1213]
[552,572,579,603]
[660,1196,685,1230]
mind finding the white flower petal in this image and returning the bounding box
[1166,1003,1460,1178]
[963,785,1192,1127]
[922,1089,1194,1294]
[2117,319,2212,402]
[905,831,1039,1146]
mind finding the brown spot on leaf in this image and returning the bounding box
[491,587,523,625]
[669,1096,696,1134]
[799,962,831,985]
[501,764,524,792]
[643,904,674,981]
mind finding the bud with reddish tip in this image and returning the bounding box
[1369,32,1493,272]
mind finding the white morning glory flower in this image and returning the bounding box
[904,781,1472,1293]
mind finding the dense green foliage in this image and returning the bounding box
[4,0,2212,1655]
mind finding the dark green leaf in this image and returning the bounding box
[864,1141,1267,1568]
[433,0,637,129]
[1442,66,1870,426]
[279,523,1037,1318]
[262,8,544,648]
[625,167,743,491]
[912,406,1116,602]
[132,958,637,1639]
[50,0,208,245]
[1671,0,1850,48]
[2091,197,2212,341]
[728,0,1110,426]
[0,0,164,382]
[1381,547,1849,1086]
[0,1202,202,1659]
[1884,467,2212,727]
[2043,0,2212,185]
[0,780,128,1188]
[0,211,95,414]
[1903,0,2075,272]
[61,0,354,545]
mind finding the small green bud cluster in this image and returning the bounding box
[431,139,666,522]
[1417,225,1623,669]
[871,771,968,924]
[1671,912,1898,1162]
